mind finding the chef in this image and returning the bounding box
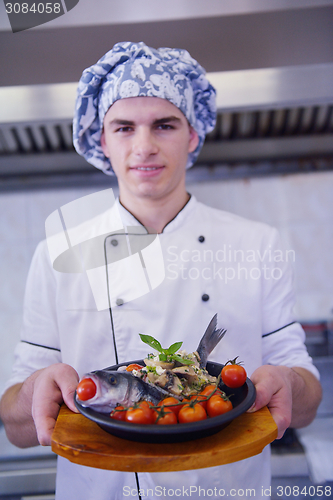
[0,42,322,500]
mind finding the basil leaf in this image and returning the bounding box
[159,353,167,361]
[139,334,163,353]
[166,341,183,355]
[171,355,194,365]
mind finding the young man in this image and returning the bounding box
[0,42,321,499]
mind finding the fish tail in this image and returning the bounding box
[196,314,227,368]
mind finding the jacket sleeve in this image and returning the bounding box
[260,227,319,379]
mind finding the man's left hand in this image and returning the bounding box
[248,365,322,439]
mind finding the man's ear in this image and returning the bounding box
[100,131,110,158]
[188,126,200,153]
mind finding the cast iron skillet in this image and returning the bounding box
[75,359,256,443]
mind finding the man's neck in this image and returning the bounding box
[119,190,190,233]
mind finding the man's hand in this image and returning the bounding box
[0,363,79,448]
[249,365,322,439]
[32,364,79,445]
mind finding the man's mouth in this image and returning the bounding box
[129,165,164,175]
[135,167,161,171]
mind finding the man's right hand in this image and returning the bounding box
[0,363,79,448]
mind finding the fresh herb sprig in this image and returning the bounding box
[139,334,194,365]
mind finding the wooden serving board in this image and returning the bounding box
[51,405,277,472]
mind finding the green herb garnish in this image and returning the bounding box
[139,334,194,364]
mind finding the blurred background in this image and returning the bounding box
[0,1,333,498]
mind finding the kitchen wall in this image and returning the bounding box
[189,170,333,322]
[1,170,333,394]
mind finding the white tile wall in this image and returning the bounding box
[189,171,333,322]
[1,171,333,392]
[0,185,118,394]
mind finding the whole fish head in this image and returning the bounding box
[76,370,137,413]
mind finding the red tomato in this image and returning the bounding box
[76,378,97,401]
[221,363,247,388]
[158,397,183,416]
[110,405,127,421]
[199,384,223,407]
[187,394,208,410]
[126,364,144,372]
[178,402,207,423]
[200,384,222,396]
[125,401,154,424]
[153,408,178,425]
[206,394,233,418]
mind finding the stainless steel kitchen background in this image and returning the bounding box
[0,1,333,499]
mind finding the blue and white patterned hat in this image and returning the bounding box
[73,42,217,175]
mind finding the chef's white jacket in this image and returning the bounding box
[6,194,318,500]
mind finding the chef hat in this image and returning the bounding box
[73,41,216,174]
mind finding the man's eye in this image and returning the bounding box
[157,124,173,130]
[116,126,133,132]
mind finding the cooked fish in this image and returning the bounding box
[76,369,171,413]
[196,313,226,368]
[76,314,226,411]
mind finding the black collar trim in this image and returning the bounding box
[118,193,192,234]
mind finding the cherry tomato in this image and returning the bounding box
[206,394,233,418]
[200,384,222,396]
[221,363,247,388]
[199,384,223,405]
[158,397,183,416]
[76,378,97,401]
[110,405,127,421]
[125,401,154,425]
[126,364,144,372]
[153,408,178,425]
[187,394,208,410]
[178,402,207,423]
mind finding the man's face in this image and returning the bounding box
[101,97,199,203]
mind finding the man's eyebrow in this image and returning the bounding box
[107,116,182,126]
[153,116,181,125]
[107,119,135,126]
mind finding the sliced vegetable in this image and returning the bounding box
[126,363,144,372]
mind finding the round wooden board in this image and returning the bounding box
[51,405,277,472]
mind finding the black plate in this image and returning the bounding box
[75,360,256,443]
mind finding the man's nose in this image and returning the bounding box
[132,128,158,159]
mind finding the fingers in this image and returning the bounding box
[267,394,292,439]
[248,365,293,439]
[32,364,79,446]
[61,378,80,414]
[33,396,62,446]
[261,380,292,439]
